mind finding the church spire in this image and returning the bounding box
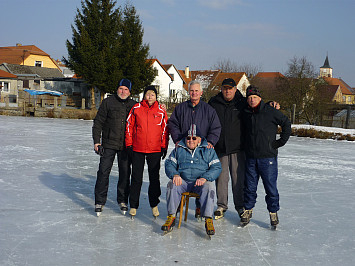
[319,54,333,78]
[321,55,331,69]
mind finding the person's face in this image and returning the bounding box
[186,136,201,150]
[221,85,237,101]
[117,86,131,99]
[247,95,262,108]
[189,84,203,103]
[144,90,157,106]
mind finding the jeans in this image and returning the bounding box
[244,157,279,213]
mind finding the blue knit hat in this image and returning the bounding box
[118,79,132,91]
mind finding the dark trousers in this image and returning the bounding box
[129,151,161,209]
[244,157,279,213]
[94,148,131,205]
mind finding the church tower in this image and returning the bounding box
[319,55,333,78]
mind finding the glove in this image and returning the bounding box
[126,146,133,158]
[161,148,167,160]
[271,140,281,150]
[95,145,104,156]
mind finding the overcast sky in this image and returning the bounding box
[1,0,354,86]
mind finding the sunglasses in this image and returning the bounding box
[186,136,197,140]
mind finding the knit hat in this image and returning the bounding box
[246,85,261,98]
[187,124,202,138]
[143,85,158,98]
[118,79,132,91]
[222,78,236,87]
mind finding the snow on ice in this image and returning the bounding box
[0,115,354,265]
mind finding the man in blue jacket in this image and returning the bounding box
[162,125,222,236]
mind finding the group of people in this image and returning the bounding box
[92,77,291,236]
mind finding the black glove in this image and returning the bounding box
[271,140,281,150]
[95,145,104,156]
[126,146,133,158]
[161,148,167,160]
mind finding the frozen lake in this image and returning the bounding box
[1,115,354,265]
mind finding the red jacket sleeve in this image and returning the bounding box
[125,104,137,147]
[160,106,169,149]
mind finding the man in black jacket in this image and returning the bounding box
[208,78,246,219]
[92,79,136,216]
[240,85,291,228]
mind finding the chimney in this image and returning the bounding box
[16,43,22,47]
[185,66,190,79]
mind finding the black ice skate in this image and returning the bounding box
[214,207,226,220]
[95,204,103,217]
[240,209,253,226]
[269,212,279,229]
[119,203,128,215]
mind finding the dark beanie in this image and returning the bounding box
[118,78,132,91]
[246,85,261,98]
[187,124,202,138]
[143,85,158,98]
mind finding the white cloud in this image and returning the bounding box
[197,0,246,10]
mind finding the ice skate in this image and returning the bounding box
[214,207,226,220]
[152,206,159,219]
[161,215,176,235]
[95,204,103,217]
[205,217,215,239]
[236,208,245,218]
[119,203,128,215]
[269,212,279,230]
[129,208,136,219]
[240,209,253,226]
[195,207,202,221]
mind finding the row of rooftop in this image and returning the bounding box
[0,44,354,105]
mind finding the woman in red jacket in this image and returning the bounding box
[125,86,169,218]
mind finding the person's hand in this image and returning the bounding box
[94,144,104,156]
[195,178,206,186]
[269,101,280,110]
[161,148,167,159]
[173,175,182,186]
[94,143,100,152]
[207,142,214,149]
[126,146,133,158]
[161,103,167,111]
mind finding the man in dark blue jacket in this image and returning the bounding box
[240,86,291,228]
[168,80,221,149]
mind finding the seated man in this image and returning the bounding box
[162,124,222,236]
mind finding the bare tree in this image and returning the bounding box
[212,58,262,77]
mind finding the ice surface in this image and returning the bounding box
[0,115,354,265]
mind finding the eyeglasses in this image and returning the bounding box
[186,136,197,140]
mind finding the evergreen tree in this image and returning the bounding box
[63,0,122,97]
[63,1,155,100]
[119,4,155,96]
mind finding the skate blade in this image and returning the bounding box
[162,228,173,235]
[239,222,249,227]
[120,210,127,215]
[130,215,135,220]
[214,215,224,220]
[271,225,277,230]
[96,212,101,217]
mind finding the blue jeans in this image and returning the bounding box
[166,179,215,218]
[244,157,279,213]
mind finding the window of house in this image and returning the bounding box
[348,96,351,102]
[34,80,40,85]
[23,80,29,88]
[170,74,174,80]
[154,68,158,76]
[0,82,9,92]
[342,96,346,102]
[35,61,43,67]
